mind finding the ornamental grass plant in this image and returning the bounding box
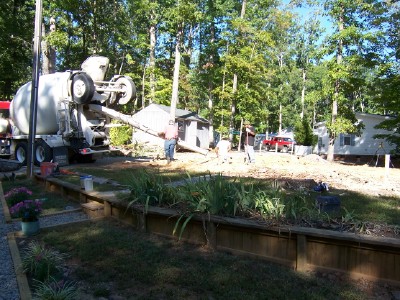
[21,241,67,282]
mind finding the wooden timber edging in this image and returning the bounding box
[35,174,400,285]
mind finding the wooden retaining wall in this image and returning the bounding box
[35,175,400,285]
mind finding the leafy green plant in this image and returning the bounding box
[254,192,285,220]
[173,173,248,240]
[21,241,66,282]
[341,207,356,223]
[294,117,317,146]
[283,193,310,221]
[33,278,78,300]
[176,173,240,216]
[124,169,176,212]
[109,122,132,146]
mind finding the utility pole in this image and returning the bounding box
[27,0,42,178]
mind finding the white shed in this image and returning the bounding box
[131,104,210,149]
[314,113,398,157]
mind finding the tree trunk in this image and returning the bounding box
[279,103,282,133]
[149,13,156,104]
[207,21,216,147]
[230,0,246,149]
[327,5,344,162]
[170,22,183,121]
[230,73,237,146]
[41,18,56,75]
[301,68,306,120]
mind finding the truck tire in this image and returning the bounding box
[72,73,95,104]
[34,140,53,165]
[115,76,136,105]
[264,144,270,152]
[15,142,28,165]
[281,146,288,153]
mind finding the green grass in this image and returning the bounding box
[339,192,400,224]
[69,167,207,186]
[33,218,369,300]
[57,173,128,192]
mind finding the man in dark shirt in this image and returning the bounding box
[244,120,256,163]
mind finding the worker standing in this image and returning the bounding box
[244,120,256,164]
[162,119,178,164]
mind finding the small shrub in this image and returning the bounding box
[33,278,78,300]
[125,169,176,211]
[21,241,66,282]
[109,122,132,146]
[294,117,317,146]
[254,191,285,220]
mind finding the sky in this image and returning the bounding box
[281,0,334,39]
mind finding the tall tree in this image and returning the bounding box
[322,0,384,161]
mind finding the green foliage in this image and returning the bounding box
[109,122,132,146]
[176,173,245,216]
[254,191,285,220]
[294,118,316,146]
[1,0,398,155]
[21,241,66,282]
[125,169,176,211]
[33,278,78,300]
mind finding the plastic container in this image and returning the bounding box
[80,175,93,191]
[316,196,340,213]
[40,162,58,177]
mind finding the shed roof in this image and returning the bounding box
[151,103,209,123]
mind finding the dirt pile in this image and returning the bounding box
[148,151,400,198]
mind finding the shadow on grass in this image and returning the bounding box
[28,218,377,300]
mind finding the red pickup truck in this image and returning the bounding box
[262,136,296,153]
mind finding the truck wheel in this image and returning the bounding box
[72,73,95,104]
[15,142,28,165]
[264,144,270,152]
[34,140,53,165]
[281,146,288,153]
[115,76,136,105]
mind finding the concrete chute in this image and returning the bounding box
[88,104,209,156]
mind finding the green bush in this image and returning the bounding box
[21,241,66,282]
[33,277,78,300]
[109,121,132,146]
[294,118,317,146]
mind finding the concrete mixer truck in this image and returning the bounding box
[0,56,136,166]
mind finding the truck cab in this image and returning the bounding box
[0,101,11,158]
[262,136,296,153]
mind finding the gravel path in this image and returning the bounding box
[0,197,89,300]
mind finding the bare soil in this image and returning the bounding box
[100,150,400,199]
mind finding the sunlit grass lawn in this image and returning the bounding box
[70,166,207,186]
[34,218,369,300]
